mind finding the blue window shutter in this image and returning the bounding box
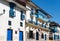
[35,18,38,25]
[45,34,46,40]
[54,34,57,40]
[30,9,33,16]
[21,14,25,20]
[58,35,59,39]
[9,2,16,18]
[35,13,39,25]
[30,9,34,23]
[9,9,15,17]
[21,11,25,20]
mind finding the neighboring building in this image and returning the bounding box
[26,1,52,41]
[49,22,60,41]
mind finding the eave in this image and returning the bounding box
[6,0,28,11]
[27,0,52,18]
[26,1,39,9]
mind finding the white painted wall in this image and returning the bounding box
[0,0,25,41]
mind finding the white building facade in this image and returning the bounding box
[0,0,26,41]
[1,0,59,41]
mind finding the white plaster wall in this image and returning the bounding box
[26,6,31,20]
[0,0,25,41]
[26,5,36,41]
[0,0,10,41]
[33,15,36,23]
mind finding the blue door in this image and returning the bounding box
[19,31,23,41]
[7,29,13,41]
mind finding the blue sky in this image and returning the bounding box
[32,0,60,24]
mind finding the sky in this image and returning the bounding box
[32,0,60,24]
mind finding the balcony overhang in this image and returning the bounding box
[36,9,52,18]
[6,0,28,11]
[38,18,45,23]
[26,21,50,32]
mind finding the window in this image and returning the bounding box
[8,21,11,26]
[15,31,17,34]
[3,9,5,14]
[20,11,25,20]
[29,31,33,39]
[20,22,23,27]
[9,2,16,18]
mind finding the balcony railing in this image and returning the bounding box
[9,10,15,17]
[25,20,50,32]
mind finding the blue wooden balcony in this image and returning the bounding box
[9,2,16,18]
[9,10,15,18]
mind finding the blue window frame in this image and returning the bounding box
[36,32,39,40]
[35,11,39,25]
[7,29,13,41]
[20,11,25,20]
[9,10,15,17]
[9,2,16,18]
[19,31,23,41]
